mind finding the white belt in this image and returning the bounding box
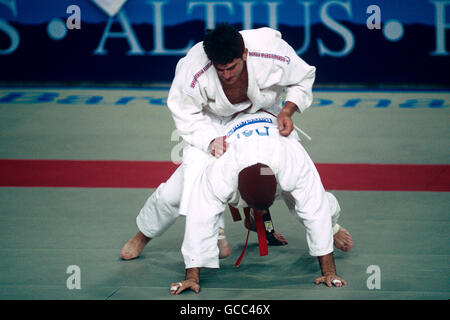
[294,124,312,142]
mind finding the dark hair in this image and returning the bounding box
[238,163,277,210]
[203,23,245,65]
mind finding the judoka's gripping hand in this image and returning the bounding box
[170,268,201,295]
[208,136,228,158]
[278,101,298,136]
[315,252,347,288]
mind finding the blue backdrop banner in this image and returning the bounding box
[0,0,449,85]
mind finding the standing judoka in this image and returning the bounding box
[121,24,316,260]
[170,111,353,294]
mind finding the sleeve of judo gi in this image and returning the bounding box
[287,153,334,257]
[272,37,316,113]
[167,57,220,153]
[181,158,236,269]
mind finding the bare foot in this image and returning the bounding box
[218,228,230,259]
[266,230,288,246]
[333,227,353,252]
[120,231,151,260]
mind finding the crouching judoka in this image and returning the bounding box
[170,111,353,295]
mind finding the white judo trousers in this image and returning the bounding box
[181,112,341,269]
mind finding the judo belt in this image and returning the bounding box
[229,206,268,267]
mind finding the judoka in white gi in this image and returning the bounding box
[170,111,353,295]
[120,24,320,261]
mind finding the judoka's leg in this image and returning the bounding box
[121,149,229,260]
[218,225,230,258]
[243,208,288,245]
[120,165,184,260]
[137,165,184,238]
[327,192,353,252]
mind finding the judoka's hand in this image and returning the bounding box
[277,112,294,136]
[170,279,201,295]
[316,253,345,287]
[278,101,298,136]
[314,274,347,288]
[209,136,228,158]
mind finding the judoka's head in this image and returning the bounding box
[203,23,247,85]
[238,163,277,211]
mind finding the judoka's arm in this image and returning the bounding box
[167,59,220,153]
[277,101,298,136]
[170,268,201,295]
[314,253,346,287]
[287,152,346,287]
[290,187,347,287]
[173,157,233,294]
[274,38,316,113]
[283,64,315,114]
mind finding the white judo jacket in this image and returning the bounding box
[167,27,316,153]
[181,112,334,269]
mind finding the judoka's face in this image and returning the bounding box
[215,50,248,85]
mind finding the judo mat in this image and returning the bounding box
[0,87,449,302]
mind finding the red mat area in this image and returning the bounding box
[0,159,449,191]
